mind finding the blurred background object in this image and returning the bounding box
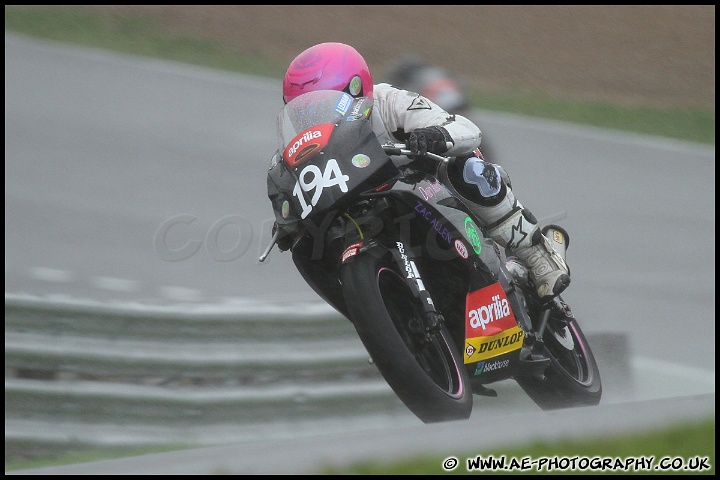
[384,55,470,114]
[382,54,497,160]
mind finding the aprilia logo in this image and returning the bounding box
[468,293,511,330]
[287,130,322,157]
[465,282,518,337]
[283,123,334,167]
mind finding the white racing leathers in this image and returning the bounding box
[371,83,480,156]
[370,83,570,299]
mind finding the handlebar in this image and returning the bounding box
[382,143,451,164]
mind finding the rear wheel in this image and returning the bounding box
[340,250,472,423]
[515,307,602,410]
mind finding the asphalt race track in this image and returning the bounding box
[5,34,715,474]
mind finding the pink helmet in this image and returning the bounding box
[282,42,374,104]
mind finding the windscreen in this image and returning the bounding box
[276,90,354,152]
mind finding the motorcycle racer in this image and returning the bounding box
[278,42,569,300]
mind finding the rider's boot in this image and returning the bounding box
[445,155,570,300]
[487,208,570,300]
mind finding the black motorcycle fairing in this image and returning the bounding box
[268,95,397,231]
[291,232,349,318]
[288,161,508,315]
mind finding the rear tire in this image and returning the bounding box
[515,312,602,410]
[340,250,472,423]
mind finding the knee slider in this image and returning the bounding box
[463,157,502,198]
[449,156,508,206]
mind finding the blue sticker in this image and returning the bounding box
[335,93,352,115]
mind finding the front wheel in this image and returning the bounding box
[340,250,472,423]
[515,307,602,410]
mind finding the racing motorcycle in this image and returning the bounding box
[260,90,601,423]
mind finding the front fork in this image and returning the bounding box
[388,238,445,334]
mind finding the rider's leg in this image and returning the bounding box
[446,154,570,300]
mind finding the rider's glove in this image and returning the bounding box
[407,126,451,156]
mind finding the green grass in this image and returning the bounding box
[321,416,715,475]
[468,91,715,145]
[6,417,713,473]
[4,6,285,79]
[5,6,714,145]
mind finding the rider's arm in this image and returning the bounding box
[373,83,481,156]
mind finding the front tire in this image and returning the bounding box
[340,250,472,423]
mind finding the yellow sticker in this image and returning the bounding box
[464,325,524,363]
